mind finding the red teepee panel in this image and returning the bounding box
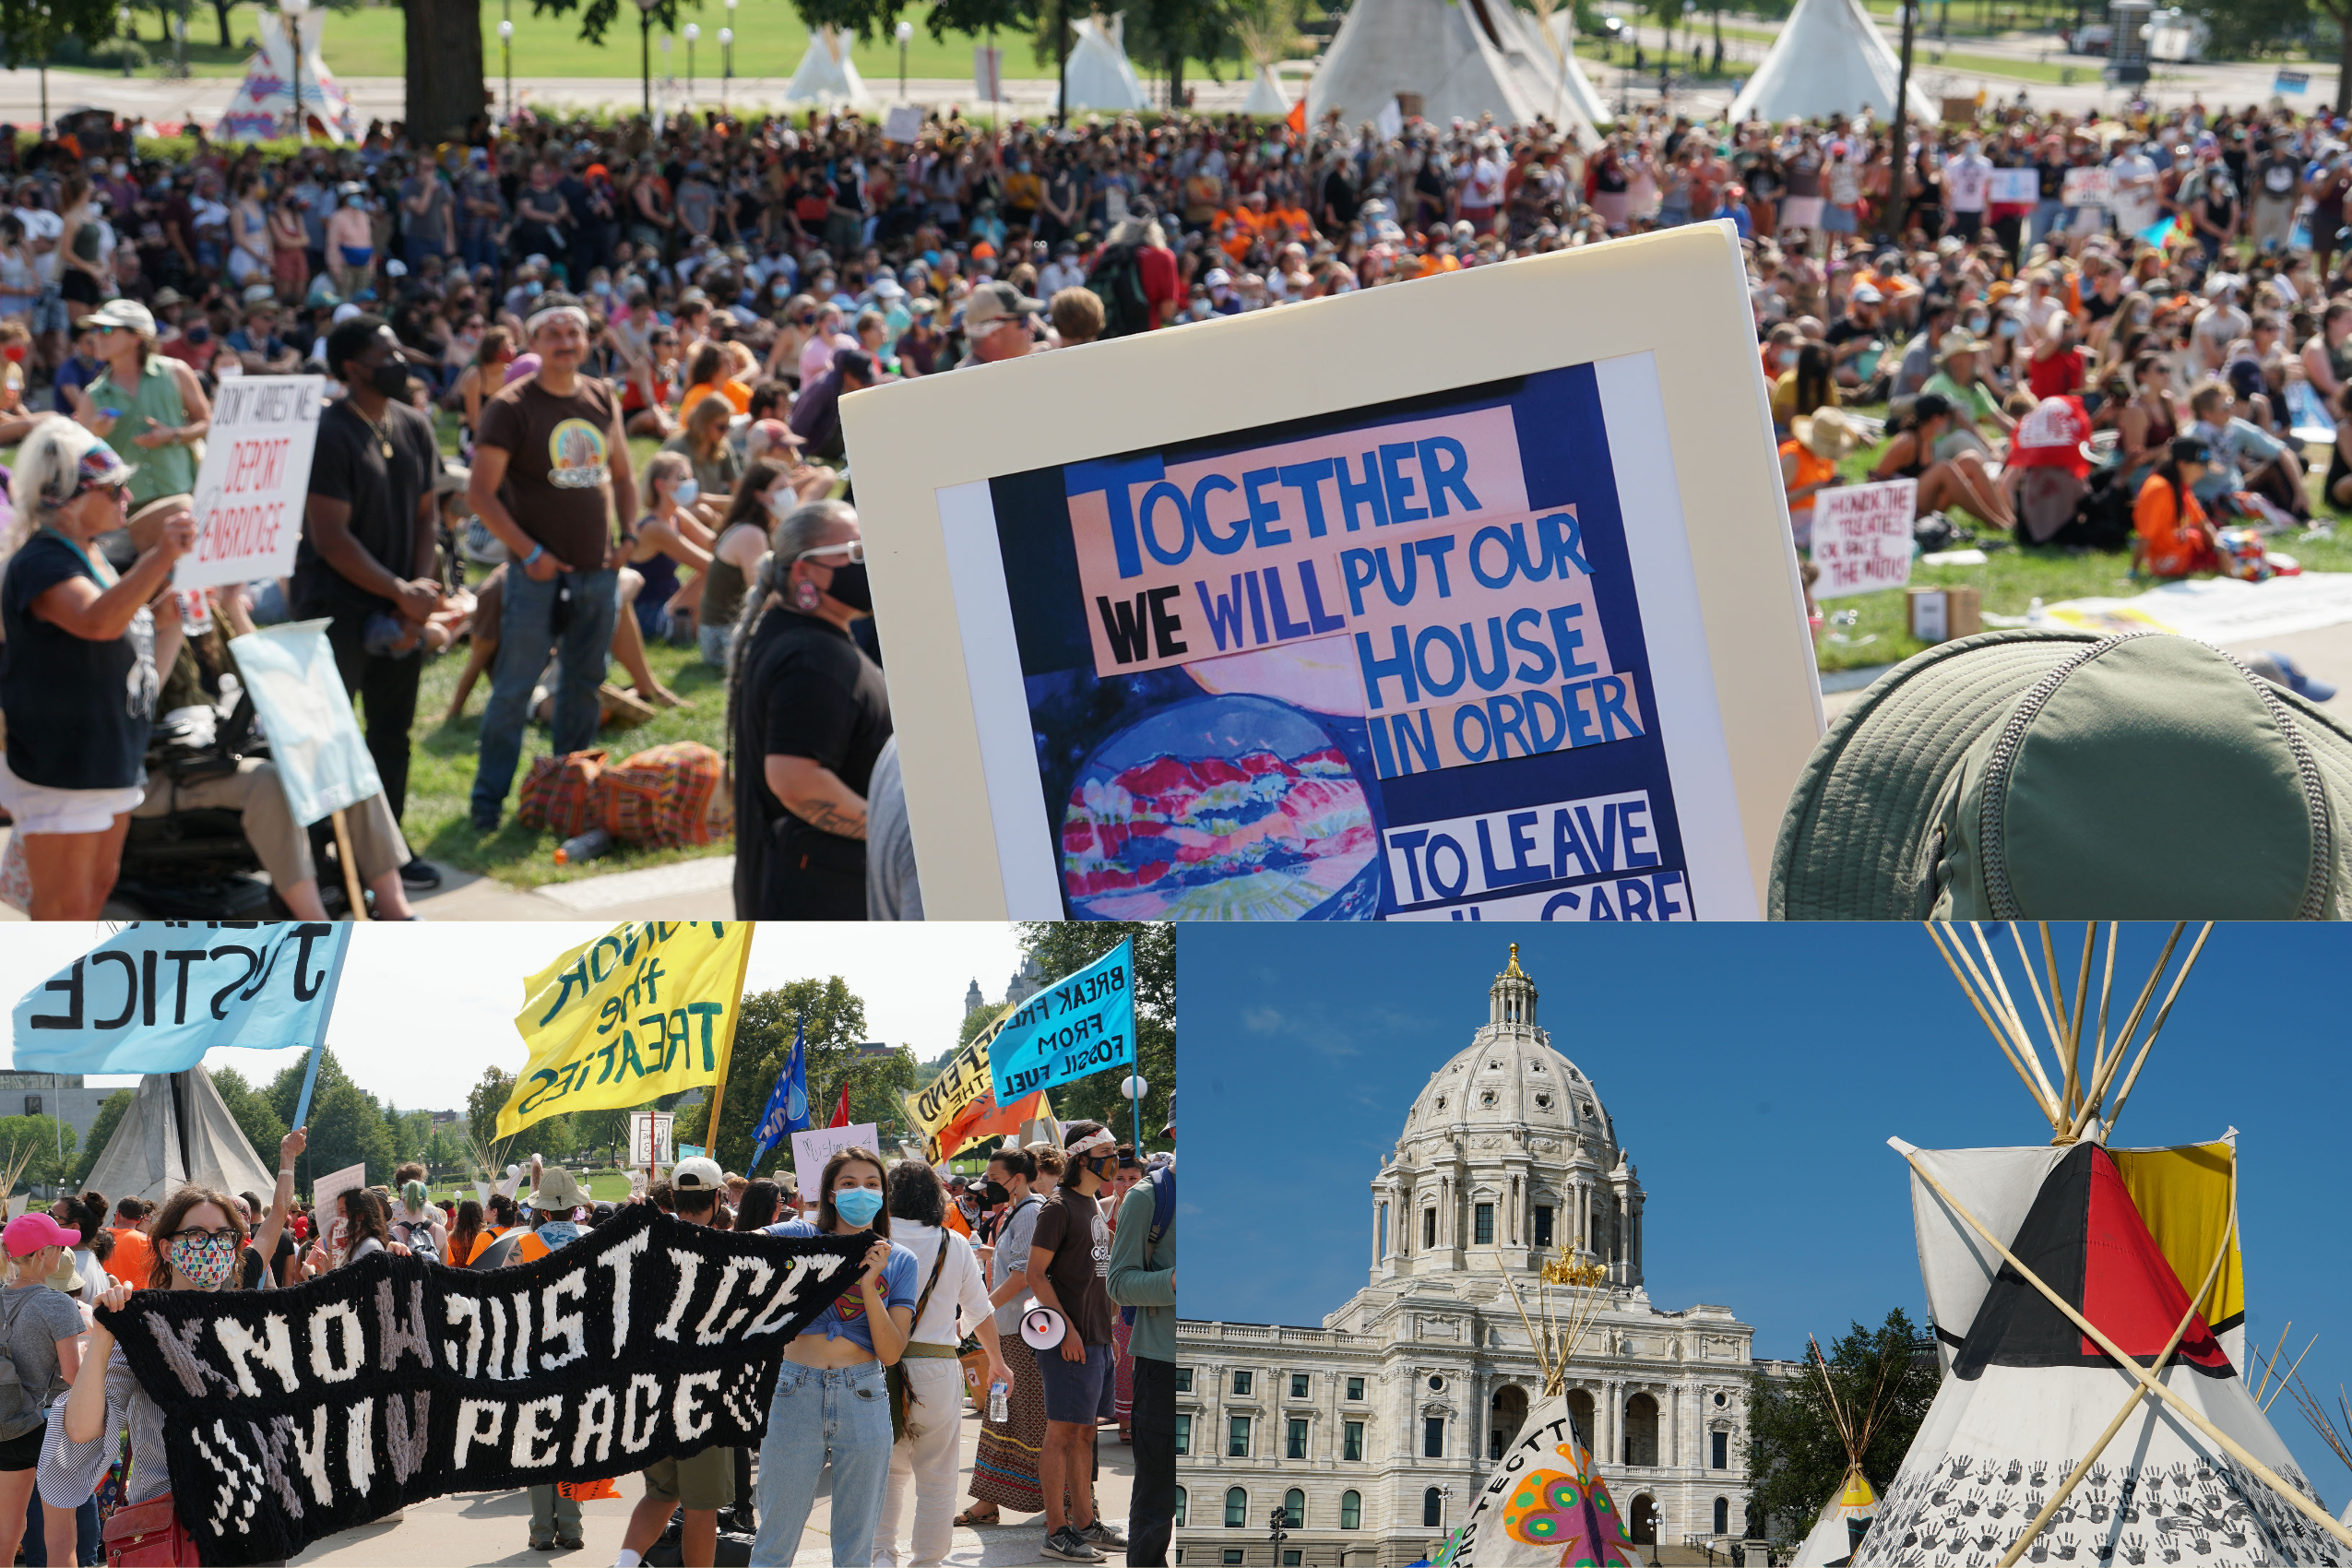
[2080,1146,2227,1370]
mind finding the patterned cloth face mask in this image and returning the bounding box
[167,1232,241,1289]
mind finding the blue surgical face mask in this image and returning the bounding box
[832,1188,884,1227]
[671,477,700,505]
[591,279,612,296]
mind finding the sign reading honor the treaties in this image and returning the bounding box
[94,1205,866,1566]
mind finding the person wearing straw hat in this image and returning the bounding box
[1921,329,2014,450]
[1780,408,1864,550]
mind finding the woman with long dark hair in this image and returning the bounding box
[2135,434,2219,579]
[732,1179,785,1234]
[448,1198,485,1268]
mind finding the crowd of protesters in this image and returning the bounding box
[2,1113,1173,1566]
[2,89,2346,915]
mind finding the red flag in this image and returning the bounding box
[829,1084,850,1128]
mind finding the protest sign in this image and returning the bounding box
[884,103,923,144]
[1810,480,1918,600]
[311,1160,367,1222]
[13,922,347,1074]
[790,1123,878,1200]
[988,940,1134,1103]
[973,44,1002,101]
[1987,168,2038,205]
[94,1205,864,1566]
[175,375,325,591]
[630,1110,676,1167]
[498,923,753,1140]
[2061,166,2113,207]
[842,223,1818,921]
[230,622,385,825]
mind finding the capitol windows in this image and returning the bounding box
[1282,1489,1305,1528]
[1174,1489,1186,1528]
[1713,1430,1729,1469]
[1175,1368,1194,1393]
[1346,1376,1365,1400]
[1233,1370,1253,1396]
[1225,1488,1249,1527]
[1229,1416,1252,1457]
[1289,1373,1309,1398]
[1287,1419,1309,1459]
[1422,1209,1437,1249]
[1343,1420,1364,1460]
[1473,1203,1495,1244]
[1379,1202,1389,1258]
[1716,1498,1730,1535]
[1423,1488,1444,1527]
[1623,1394,1660,1467]
[1223,1555,1243,1566]
[1341,1491,1362,1530]
[1534,1092,1552,1110]
[1174,1415,1191,1455]
[1534,1205,1554,1247]
[1424,1417,1444,1458]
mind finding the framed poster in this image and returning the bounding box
[841,222,1822,920]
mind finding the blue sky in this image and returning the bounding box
[1180,922,2352,1490]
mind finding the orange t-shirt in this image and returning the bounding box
[2133,471,2214,578]
[107,1225,155,1288]
[1780,437,1835,522]
[678,378,752,422]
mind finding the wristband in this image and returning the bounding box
[523,544,546,570]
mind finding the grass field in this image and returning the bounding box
[77,0,1229,84]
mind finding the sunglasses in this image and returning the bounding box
[795,539,866,566]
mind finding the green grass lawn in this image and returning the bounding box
[1809,419,2352,673]
[81,0,1227,84]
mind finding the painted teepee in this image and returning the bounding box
[784,26,873,107]
[1431,1257,1642,1568]
[216,6,357,144]
[1862,924,2352,1568]
[1791,1336,1894,1568]
[1057,11,1150,112]
[1309,0,1597,147]
[1727,0,1934,127]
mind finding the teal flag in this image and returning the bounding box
[988,940,1135,1104]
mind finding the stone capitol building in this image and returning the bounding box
[1176,947,1796,1567]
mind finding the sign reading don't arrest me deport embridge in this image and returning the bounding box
[174,374,324,592]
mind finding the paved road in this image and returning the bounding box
[291,1400,1138,1565]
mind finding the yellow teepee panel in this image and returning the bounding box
[2110,1139,2244,1343]
[1835,1470,1878,1516]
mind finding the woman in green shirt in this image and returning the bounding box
[80,300,209,505]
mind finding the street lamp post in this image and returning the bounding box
[659,30,672,114]
[683,22,698,105]
[282,0,308,142]
[497,16,513,122]
[895,17,912,99]
[116,6,129,76]
[721,0,736,108]
[635,0,659,118]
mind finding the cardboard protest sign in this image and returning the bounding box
[630,1110,676,1166]
[790,1123,879,1200]
[12,922,344,1072]
[92,1206,865,1566]
[1987,168,2038,205]
[841,222,1819,921]
[988,939,1134,1103]
[2061,166,2113,207]
[229,621,384,824]
[884,103,924,143]
[175,375,325,591]
[1811,480,1918,600]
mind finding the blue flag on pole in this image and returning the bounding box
[989,939,1135,1105]
[750,1020,811,1171]
[12,922,351,1075]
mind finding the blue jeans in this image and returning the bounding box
[2028,198,2069,249]
[751,1360,892,1567]
[470,564,618,824]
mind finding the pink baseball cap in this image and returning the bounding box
[4,1212,77,1256]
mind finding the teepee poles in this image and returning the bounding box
[1895,1143,2352,1552]
[1990,1158,2239,1568]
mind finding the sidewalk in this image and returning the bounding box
[292,1403,1136,1565]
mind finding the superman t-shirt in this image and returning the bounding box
[763,1219,919,1352]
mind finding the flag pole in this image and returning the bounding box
[702,923,756,1168]
[290,924,353,1131]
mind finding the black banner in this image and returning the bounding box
[95,1205,867,1565]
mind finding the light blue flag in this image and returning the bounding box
[990,939,1135,1104]
[749,1021,810,1171]
[230,621,385,826]
[13,922,351,1076]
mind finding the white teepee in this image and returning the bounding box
[784,26,874,107]
[1309,0,1597,148]
[1243,63,1292,116]
[1540,14,1613,126]
[82,1070,276,1206]
[1791,1338,1890,1568]
[1859,925,2352,1568]
[1056,12,1150,113]
[1728,0,1935,127]
[215,6,356,144]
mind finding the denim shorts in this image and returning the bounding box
[1035,1340,1112,1424]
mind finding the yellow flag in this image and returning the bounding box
[496,921,754,1141]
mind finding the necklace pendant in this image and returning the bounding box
[382,440,395,459]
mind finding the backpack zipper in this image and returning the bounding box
[1978,633,2331,919]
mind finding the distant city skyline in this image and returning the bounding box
[1182,922,2352,1493]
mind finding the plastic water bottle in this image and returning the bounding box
[989,1380,1009,1423]
[2027,596,2046,624]
[554,827,613,865]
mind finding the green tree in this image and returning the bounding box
[957,1004,1007,1051]
[1747,1309,1940,1550]
[1015,921,1174,1150]
[266,1047,357,1131]
[68,1089,135,1189]
[303,1079,398,1192]
[0,1116,77,1193]
[685,977,871,1175]
[573,1107,635,1166]
[0,0,122,71]
[425,1124,469,1174]
[211,1068,290,1171]
[2177,0,2314,63]
[1126,0,1243,110]
[468,1065,519,1153]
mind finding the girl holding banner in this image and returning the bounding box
[746,1147,918,1568]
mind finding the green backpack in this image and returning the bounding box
[1773,630,2352,920]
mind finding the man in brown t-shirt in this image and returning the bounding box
[465,293,637,831]
[1027,1123,1128,1562]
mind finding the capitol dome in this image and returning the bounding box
[1396,944,1621,1170]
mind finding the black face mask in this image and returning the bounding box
[826,560,873,613]
[980,1180,1010,1206]
[369,358,410,398]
